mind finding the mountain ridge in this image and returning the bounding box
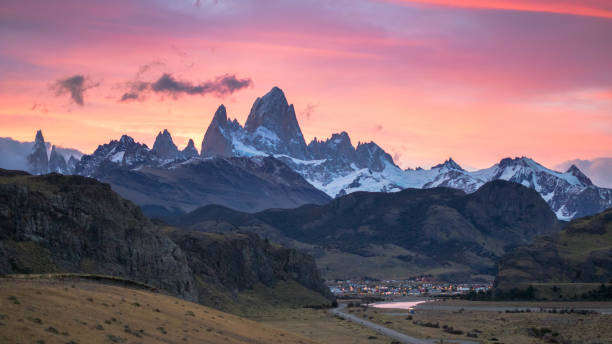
[7,87,612,220]
[171,180,561,281]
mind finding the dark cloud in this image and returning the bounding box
[119,73,252,102]
[52,75,99,106]
[119,92,140,102]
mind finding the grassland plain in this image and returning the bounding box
[351,300,612,343]
[0,277,319,344]
[251,307,398,344]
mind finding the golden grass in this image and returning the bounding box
[0,277,318,344]
[255,307,396,344]
[358,300,612,343]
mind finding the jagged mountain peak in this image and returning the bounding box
[308,131,356,161]
[566,164,593,186]
[201,105,236,157]
[152,129,179,160]
[48,145,68,174]
[241,87,308,159]
[245,87,292,132]
[212,104,228,124]
[432,157,463,171]
[498,156,540,169]
[27,129,49,174]
[119,135,135,145]
[355,141,397,171]
[182,139,199,158]
[35,129,45,144]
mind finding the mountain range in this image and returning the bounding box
[6,86,612,220]
[171,180,561,281]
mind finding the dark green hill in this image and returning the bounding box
[172,180,561,281]
[494,207,612,299]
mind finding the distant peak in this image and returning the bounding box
[268,86,284,96]
[566,164,592,185]
[213,104,228,122]
[119,135,135,144]
[433,157,463,171]
[498,156,540,169]
[182,138,199,157]
[156,129,173,139]
[35,129,45,143]
[330,131,351,143]
[50,144,57,153]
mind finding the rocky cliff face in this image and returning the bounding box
[0,169,334,310]
[167,229,334,308]
[200,105,236,157]
[0,169,197,301]
[244,87,309,159]
[26,130,48,175]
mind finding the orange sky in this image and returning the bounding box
[1,0,611,169]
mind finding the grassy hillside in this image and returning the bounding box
[0,276,317,344]
[495,207,612,299]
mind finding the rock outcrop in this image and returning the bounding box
[151,129,179,160]
[48,145,68,174]
[26,130,48,174]
[168,229,334,309]
[0,170,197,301]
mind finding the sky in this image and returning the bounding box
[1,0,611,170]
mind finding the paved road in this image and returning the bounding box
[329,304,479,344]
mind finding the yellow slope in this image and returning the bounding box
[0,277,318,344]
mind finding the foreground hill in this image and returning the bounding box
[0,169,333,313]
[0,277,317,344]
[495,207,612,299]
[172,180,561,281]
[0,169,197,300]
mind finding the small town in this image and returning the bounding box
[327,277,492,297]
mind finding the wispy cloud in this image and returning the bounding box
[52,75,99,106]
[119,73,252,102]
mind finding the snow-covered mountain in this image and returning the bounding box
[196,87,612,220]
[15,87,612,220]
